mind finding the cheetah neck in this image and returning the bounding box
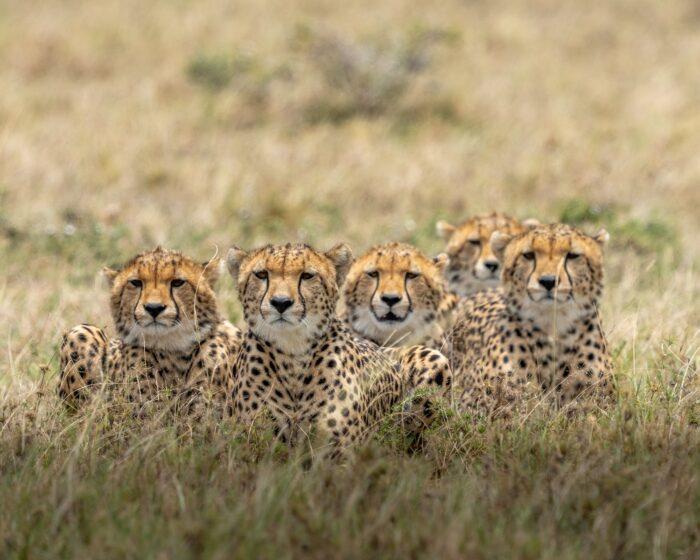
[522,309,609,393]
[121,321,215,354]
[249,315,333,363]
[247,323,339,401]
[508,299,603,359]
[511,295,597,341]
[349,309,438,348]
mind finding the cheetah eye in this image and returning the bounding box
[522,251,536,261]
[406,271,420,280]
[254,270,268,280]
[129,279,143,288]
[301,272,316,281]
[171,278,186,287]
[566,252,582,260]
[468,239,481,246]
[366,270,379,279]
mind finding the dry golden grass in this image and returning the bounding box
[0,0,698,558]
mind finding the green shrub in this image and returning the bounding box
[297,27,457,124]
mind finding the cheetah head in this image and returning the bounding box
[103,247,222,352]
[227,242,353,355]
[342,242,448,346]
[436,213,539,297]
[492,223,609,328]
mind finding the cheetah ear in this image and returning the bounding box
[325,243,354,287]
[101,267,119,289]
[201,257,222,286]
[226,246,248,285]
[436,220,456,241]
[490,231,513,262]
[522,218,540,229]
[432,253,449,272]
[593,228,610,247]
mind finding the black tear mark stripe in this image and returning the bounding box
[563,256,574,291]
[258,254,271,318]
[297,272,307,321]
[169,284,181,323]
[366,253,381,304]
[525,253,536,287]
[130,283,142,325]
[403,274,414,314]
[370,268,379,308]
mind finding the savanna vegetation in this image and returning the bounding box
[0,0,698,558]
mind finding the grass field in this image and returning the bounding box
[0,0,698,558]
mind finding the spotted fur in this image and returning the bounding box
[450,223,614,416]
[225,243,452,456]
[58,247,242,412]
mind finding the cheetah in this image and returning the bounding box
[58,247,242,413]
[225,242,452,456]
[450,223,614,416]
[436,212,539,297]
[341,242,451,349]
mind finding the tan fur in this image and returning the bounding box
[225,243,452,457]
[450,224,613,416]
[58,247,241,412]
[437,213,538,297]
[341,242,449,349]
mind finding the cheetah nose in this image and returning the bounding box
[144,303,166,318]
[484,260,500,273]
[270,296,294,314]
[538,275,558,291]
[381,294,402,307]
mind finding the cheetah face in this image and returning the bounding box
[343,243,447,345]
[103,247,221,351]
[492,224,608,325]
[228,243,353,354]
[436,213,538,297]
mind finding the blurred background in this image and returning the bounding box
[0,0,697,377]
